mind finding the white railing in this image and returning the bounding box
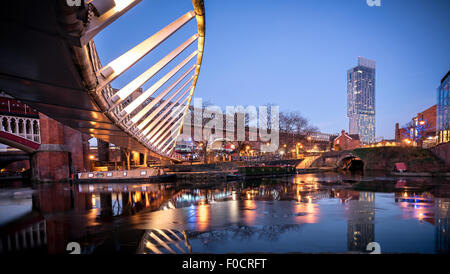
[0,115,41,143]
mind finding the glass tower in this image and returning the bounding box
[437,71,450,144]
[347,57,376,144]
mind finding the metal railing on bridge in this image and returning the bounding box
[0,115,41,144]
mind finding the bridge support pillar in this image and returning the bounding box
[31,114,90,182]
[97,139,110,165]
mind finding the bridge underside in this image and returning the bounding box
[0,0,180,161]
[0,131,40,153]
[0,151,30,169]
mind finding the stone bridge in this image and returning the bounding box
[310,150,362,169]
[310,146,450,172]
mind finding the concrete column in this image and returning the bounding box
[82,135,91,171]
[64,126,89,174]
[97,139,110,165]
[143,153,148,167]
[132,151,140,166]
[99,192,113,219]
[31,114,70,182]
[31,113,89,181]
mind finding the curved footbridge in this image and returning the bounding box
[0,0,206,162]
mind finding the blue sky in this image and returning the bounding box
[95,0,450,139]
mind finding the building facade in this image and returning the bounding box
[347,57,376,144]
[413,105,437,147]
[437,71,450,144]
[333,130,360,151]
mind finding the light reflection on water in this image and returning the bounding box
[0,172,449,254]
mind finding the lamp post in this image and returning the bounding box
[296,142,303,159]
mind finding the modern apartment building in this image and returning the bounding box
[347,57,376,144]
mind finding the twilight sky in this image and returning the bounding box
[95,0,450,139]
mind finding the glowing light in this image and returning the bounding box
[113,0,136,12]
[197,204,210,231]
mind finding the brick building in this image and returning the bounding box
[333,130,361,151]
[395,105,437,146]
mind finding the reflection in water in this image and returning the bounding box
[196,203,210,231]
[0,173,450,254]
[435,198,450,253]
[394,189,450,253]
[346,192,375,252]
[137,229,191,254]
[243,200,256,225]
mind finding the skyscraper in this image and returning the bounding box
[437,70,450,144]
[347,57,376,144]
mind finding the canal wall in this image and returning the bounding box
[165,162,239,172]
[173,171,229,182]
[428,142,450,170]
[352,147,447,172]
[312,147,448,172]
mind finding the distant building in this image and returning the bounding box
[364,139,400,148]
[395,105,437,147]
[395,123,403,141]
[347,57,376,144]
[333,130,360,151]
[413,105,437,145]
[437,70,450,144]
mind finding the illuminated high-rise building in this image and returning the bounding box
[347,57,376,144]
[347,192,375,252]
[437,70,450,144]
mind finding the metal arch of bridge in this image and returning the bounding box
[0,0,205,162]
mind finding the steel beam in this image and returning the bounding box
[119,51,197,117]
[137,76,193,130]
[96,10,196,92]
[130,65,195,124]
[149,103,187,145]
[108,34,198,106]
[141,90,190,136]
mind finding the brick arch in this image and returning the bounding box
[336,153,364,169]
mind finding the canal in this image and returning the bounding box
[0,172,449,254]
